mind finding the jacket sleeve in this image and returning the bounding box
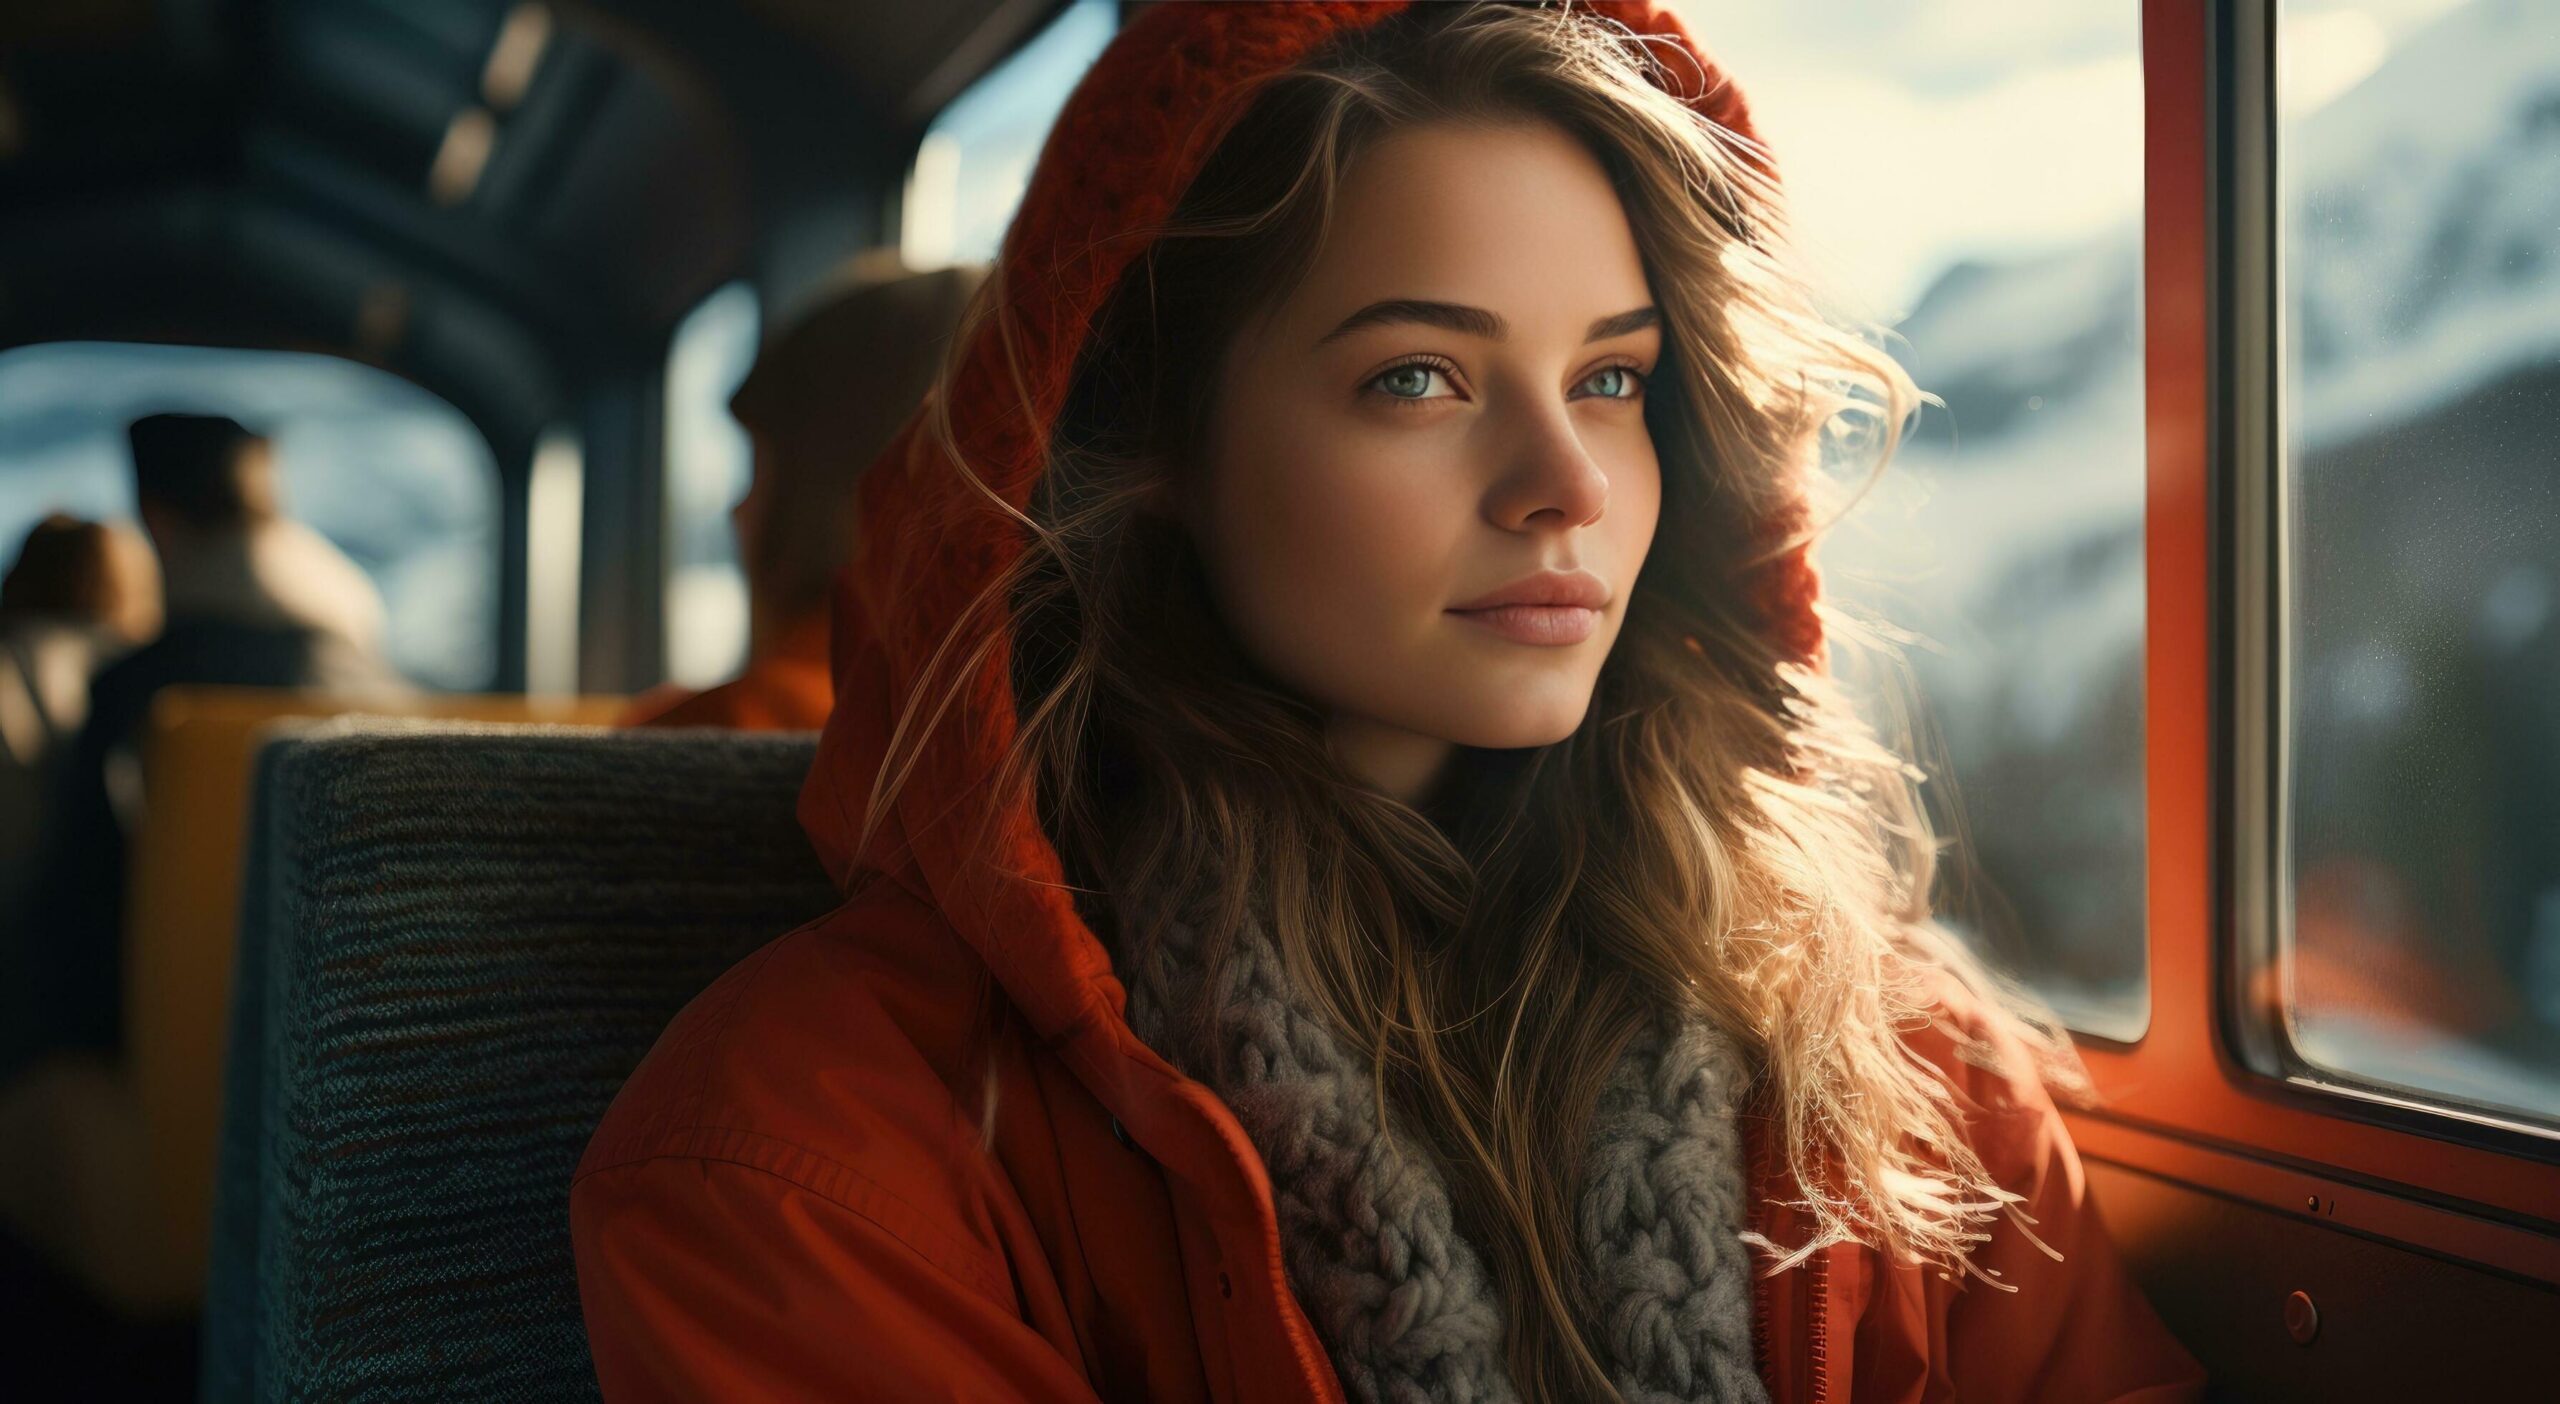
[571,1153,1107,1403]
[1876,993,2209,1404]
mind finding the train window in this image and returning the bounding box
[2256,0,2560,1127]
[0,341,500,690]
[663,281,761,690]
[1711,4,2151,1039]
[899,0,1116,268]
[525,424,584,699]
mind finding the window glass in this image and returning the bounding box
[0,341,499,689]
[663,281,759,690]
[900,0,1116,268]
[2277,0,2560,1123]
[1696,3,2150,1038]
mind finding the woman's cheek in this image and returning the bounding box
[1614,441,1664,574]
[1212,430,1462,692]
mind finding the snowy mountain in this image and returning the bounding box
[2286,0,2560,451]
[1816,0,2560,1043]
[1878,0,2560,469]
[1831,0,2560,721]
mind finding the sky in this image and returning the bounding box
[1671,0,2475,318]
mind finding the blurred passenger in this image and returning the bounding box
[0,515,160,922]
[623,262,986,730]
[8,414,405,1070]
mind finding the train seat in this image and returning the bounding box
[199,723,835,1402]
[0,687,628,1315]
[128,687,627,1307]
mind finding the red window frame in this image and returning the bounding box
[2059,0,2560,1287]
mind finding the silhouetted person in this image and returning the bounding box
[0,515,161,924]
[623,262,987,730]
[8,414,406,1073]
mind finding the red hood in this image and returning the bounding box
[798,0,1812,1048]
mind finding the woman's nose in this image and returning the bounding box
[1483,405,1611,532]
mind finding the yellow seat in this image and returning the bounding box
[0,685,622,1311]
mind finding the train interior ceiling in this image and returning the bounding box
[3,0,1028,692]
[2,0,2557,1401]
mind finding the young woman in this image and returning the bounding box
[573,5,2207,1401]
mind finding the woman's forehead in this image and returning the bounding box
[1278,120,1654,347]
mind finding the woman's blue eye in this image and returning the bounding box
[1580,365,1644,400]
[1369,361,1639,405]
[1373,363,1448,400]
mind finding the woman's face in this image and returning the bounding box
[1189,119,1664,801]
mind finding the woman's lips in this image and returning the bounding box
[1447,603,1600,646]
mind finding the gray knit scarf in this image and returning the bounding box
[1117,907,1769,1404]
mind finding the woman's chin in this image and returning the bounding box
[1411,693,1595,752]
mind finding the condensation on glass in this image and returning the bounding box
[2275,0,2560,1127]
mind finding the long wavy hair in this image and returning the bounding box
[878,5,2087,1398]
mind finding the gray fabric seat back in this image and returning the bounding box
[203,723,839,1402]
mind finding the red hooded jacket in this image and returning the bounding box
[571,5,2209,1400]
[618,610,834,732]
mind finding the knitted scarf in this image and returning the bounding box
[1117,907,1770,1404]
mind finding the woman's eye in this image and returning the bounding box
[1578,365,1645,400]
[1370,362,1454,403]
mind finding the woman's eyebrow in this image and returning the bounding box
[1585,305,1660,341]
[1315,300,1659,346]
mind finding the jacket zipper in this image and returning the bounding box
[1750,1262,1777,1395]
[1747,1111,1782,1398]
[1805,1244,1830,1404]
[1747,1103,1831,1404]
